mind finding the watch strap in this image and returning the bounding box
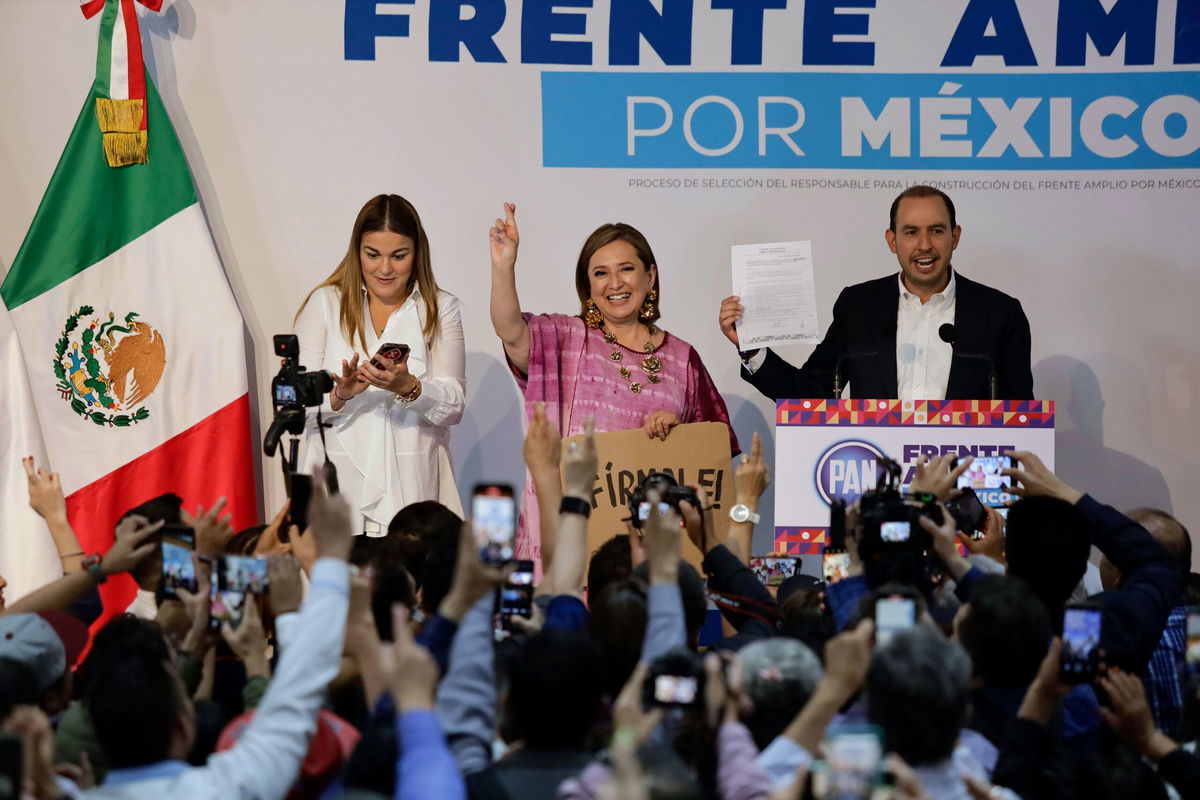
[559,496,592,518]
[84,554,108,585]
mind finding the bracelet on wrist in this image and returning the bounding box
[59,550,85,559]
[397,377,423,403]
[611,726,637,748]
[332,386,353,402]
[559,496,592,518]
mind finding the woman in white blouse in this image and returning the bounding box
[293,194,465,533]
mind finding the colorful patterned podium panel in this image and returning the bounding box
[773,400,1055,554]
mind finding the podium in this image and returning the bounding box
[772,399,1055,554]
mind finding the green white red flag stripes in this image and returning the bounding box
[1,68,257,617]
[0,304,58,603]
[81,0,164,166]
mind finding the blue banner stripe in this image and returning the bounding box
[542,71,1200,169]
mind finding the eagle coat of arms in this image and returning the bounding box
[53,305,166,427]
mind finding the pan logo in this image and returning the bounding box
[815,440,885,506]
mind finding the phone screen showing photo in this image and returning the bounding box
[1061,606,1102,681]
[160,525,196,600]
[875,596,916,645]
[880,520,911,543]
[473,485,516,566]
[957,455,1014,490]
[652,675,698,706]
[499,561,535,619]
[1187,611,1200,675]
[823,727,884,800]
[823,550,851,584]
[210,555,269,631]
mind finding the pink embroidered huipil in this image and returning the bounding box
[510,312,737,566]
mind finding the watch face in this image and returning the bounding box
[731,505,749,523]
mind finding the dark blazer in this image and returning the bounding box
[741,271,1034,400]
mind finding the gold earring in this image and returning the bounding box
[584,299,603,328]
[640,289,658,321]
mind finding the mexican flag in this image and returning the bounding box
[1,0,258,617]
[0,304,58,603]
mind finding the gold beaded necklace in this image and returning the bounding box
[600,322,663,394]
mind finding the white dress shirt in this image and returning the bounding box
[293,285,466,532]
[895,271,955,401]
[742,272,956,400]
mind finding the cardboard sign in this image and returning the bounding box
[561,422,735,567]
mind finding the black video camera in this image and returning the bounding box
[854,456,945,591]
[627,472,700,529]
[270,335,333,410]
[264,335,334,458]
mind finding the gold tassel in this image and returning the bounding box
[101,132,149,167]
[95,98,148,167]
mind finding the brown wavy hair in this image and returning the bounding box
[296,194,441,352]
[573,223,661,324]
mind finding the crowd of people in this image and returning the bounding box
[1,412,1198,800]
[0,186,1189,798]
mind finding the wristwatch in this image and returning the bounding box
[729,504,761,524]
[84,554,108,584]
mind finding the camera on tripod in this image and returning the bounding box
[263,335,333,457]
[270,335,333,411]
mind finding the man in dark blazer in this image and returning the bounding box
[719,186,1033,401]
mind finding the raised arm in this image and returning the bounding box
[23,457,86,573]
[489,202,530,374]
[3,514,159,616]
[552,418,597,600]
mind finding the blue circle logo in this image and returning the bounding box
[815,440,886,506]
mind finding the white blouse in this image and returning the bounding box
[293,284,466,531]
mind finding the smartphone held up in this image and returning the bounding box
[473,483,516,566]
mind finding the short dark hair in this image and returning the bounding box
[226,524,266,555]
[1127,507,1192,579]
[587,535,633,601]
[778,588,836,662]
[866,625,971,766]
[117,493,184,588]
[1004,496,1091,618]
[117,493,183,528]
[889,185,956,231]
[85,615,185,768]
[507,630,604,748]
[957,576,1051,687]
[387,501,462,542]
[573,223,660,323]
[383,501,462,600]
[369,559,417,640]
[588,579,648,697]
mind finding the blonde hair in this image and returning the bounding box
[296,194,441,352]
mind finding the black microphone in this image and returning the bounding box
[938,324,998,400]
[833,350,879,397]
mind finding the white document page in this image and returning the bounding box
[731,241,820,349]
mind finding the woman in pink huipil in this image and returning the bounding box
[488,203,737,568]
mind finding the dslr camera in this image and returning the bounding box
[270,334,333,410]
[627,472,700,529]
[854,456,945,591]
[264,334,334,458]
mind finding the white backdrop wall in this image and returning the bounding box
[2,1,1198,560]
